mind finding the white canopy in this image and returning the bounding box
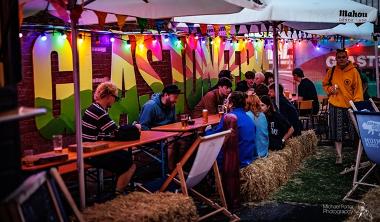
[307,22,374,40]
[174,0,378,28]
[21,0,244,24]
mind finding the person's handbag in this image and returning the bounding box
[115,125,141,141]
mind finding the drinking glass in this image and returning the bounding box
[52,134,63,153]
[180,114,189,127]
[218,105,224,118]
[23,149,34,166]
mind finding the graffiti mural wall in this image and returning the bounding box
[19,31,378,150]
[24,32,267,142]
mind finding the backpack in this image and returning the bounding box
[115,125,141,141]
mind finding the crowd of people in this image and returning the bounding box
[81,48,366,194]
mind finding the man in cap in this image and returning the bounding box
[139,84,181,130]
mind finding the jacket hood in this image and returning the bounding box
[151,93,163,107]
[342,61,356,72]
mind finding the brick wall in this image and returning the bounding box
[17,34,174,153]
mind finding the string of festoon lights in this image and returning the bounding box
[19,27,367,52]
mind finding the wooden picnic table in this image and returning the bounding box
[22,131,178,174]
[150,114,221,132]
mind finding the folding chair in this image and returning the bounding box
[343,111,380,203]
[139,130,240,221]
[341,99,380,175]
[297,100,313,130]
[0,168,83,222]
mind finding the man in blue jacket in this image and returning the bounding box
[139,84,180,130]
[139,84,180,170]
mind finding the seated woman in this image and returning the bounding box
[206,91,256,168]
[246,94,269,158]
[260,95,294,151]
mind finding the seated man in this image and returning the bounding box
[82,82,139,195]
[139,84,180,130]
[208,70,234,92]
[253,72,265,89]
[192,77,232,118]
[268,83,301,136]
[206,91,257,168]
[138,84,181,170]
[237,71,255,92]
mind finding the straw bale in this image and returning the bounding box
[83,192,198,222]
[347,187,380,222]
[240,130,317,202]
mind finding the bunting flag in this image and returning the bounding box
[137,17,148,33]
[290,28,294,38]
[256,24,262,35]
[245,24,251,33]
[213,24,220,36]
[311,39,318,47]
[155,19,166,34]
[295,30,300,38]
[264,23,270,36]
[70,4,83,24]
[284,25,289,37]
[48,0,69,22]
[186,23,195,34]
[225,25,231,38]
[234,25,240,34]
[94,11,107,30]
[200,24,208,36]
[116,14,127,31]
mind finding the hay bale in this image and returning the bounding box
[83,192,198,222]
[347,187,380,222]
[240,130,318,202]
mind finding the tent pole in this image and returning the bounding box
[375,38,380,97]
[70,8,85,209]
[272,22,280,108]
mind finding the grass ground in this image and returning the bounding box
[270,145,356,204]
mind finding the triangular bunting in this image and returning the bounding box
[155,19,166,34]
[213,24,220,36]
[235,25,241,34]
[225,25,231,38]
[186,23,195,34]
[200,24,208,36]
[116,14,127,31]
[245,24,251,33]
[94,11,108,30]
[137,17,148,33]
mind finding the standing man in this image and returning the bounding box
[292,68,320,114]
[139,84,180,130]
[82,82,139,195]
[323,49,363,164]
[192,77,232,118]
